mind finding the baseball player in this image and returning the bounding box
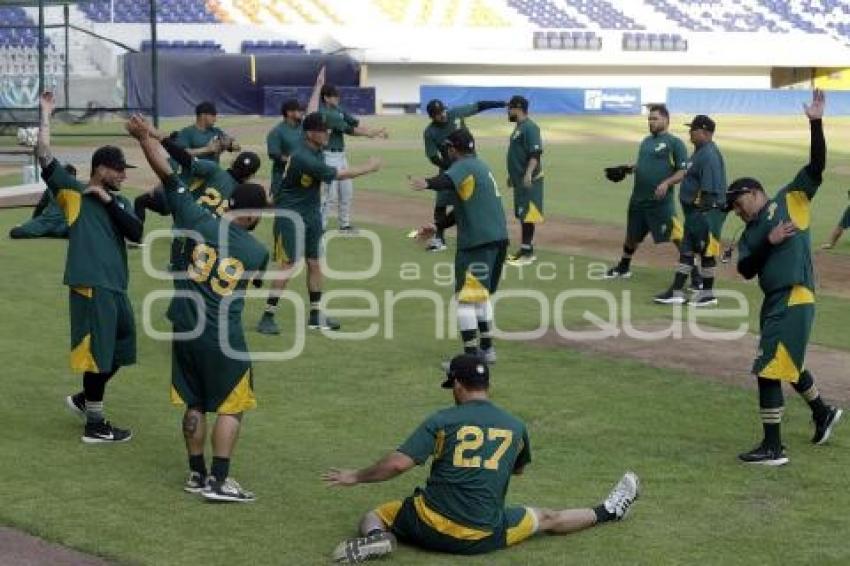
[257,111,381,335]
[36,92,142,444]
[723,90,842,466]
[422,97,507,252]
[505,95,544,266]
[654,114,727,307]
[410,129,507,364]
[821,191,850,249]
[603,104,688,278]
[318,84,388,233]
[8,163,76,239]
[175,101,240,164]
[128,114,269,502]
[323,353,640,563]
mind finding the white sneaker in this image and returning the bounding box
[202,477,255,503]
[602,471,640,520]
[332,531,396,563]
[426,238,447,252]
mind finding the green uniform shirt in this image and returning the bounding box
[506,118,543,184]
[423,104,478,171]
[320,104,359,152]
[175,124,225,164]
[45,159,132,292]
[273,144,338,211]
[267,120,304,190]
[680,141,726,207]
[162,174,269,336]
[444,156,508,250]
[398,399,531,531]
[632,132,688,207]
[737,167,819,294]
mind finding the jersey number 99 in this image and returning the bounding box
[188,243,245,296]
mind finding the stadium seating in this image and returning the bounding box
[140,39,224,52]
[508,0,585,28]
[77,0,220,23]
[0,6,52,48]
[241,39,307,53]
[564,0,644,30]
[534,29,601,49]
[622,31,687,51]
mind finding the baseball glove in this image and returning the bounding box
[604,165,632,183]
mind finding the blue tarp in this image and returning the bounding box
[262,86,375,116]
[419,86,641,115]
[668,88,850,115]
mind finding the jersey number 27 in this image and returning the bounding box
[453,425,512,470]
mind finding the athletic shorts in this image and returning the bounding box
[510,177,544,224]
[9,213,68,239]
[170,327,256,414]
[454,241,508,303]
[373,495,537,555]
[68,286,136,373]
[680,205,726,258]
[435,186,458,209]
[273,208,323,263]
[840,205,850,229]
[752,285,815,383]
[626,200,682,245]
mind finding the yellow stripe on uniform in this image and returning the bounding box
[458,272,489,303]
[705,233,722,258]
[433,429,445,460]
[506,508,538,546]
[413,496,491,541]
[72,286,93,299]
[70,334,99,373]
[57,189,81,226]
[274,234,289,264]
[671,216,684,244]
[170,385,185,406]
[787,285,815,306]
[217,370,257,414]
[523,202,544,224]
[760,342,801,383]
[373,500,403,527]
[786,190,811,230]
[458,175,475,201]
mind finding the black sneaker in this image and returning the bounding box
[688,292,718,307]
[653,288,686,305]
[812,407,843,445]
[338,225,359,235]
[256,312,280,335]
[738,443,789,466]
[309,311,341,331]
[506,248,536,266]
[184,471,207,494]
[603,265,632,279]
[332,531,397,563]
[65,392,85,420]
[202,477,255,503]
[82,421,132,444]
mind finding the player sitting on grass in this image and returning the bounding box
[323,353,640,563]
[9,163,77,240]
[127,114,270,502]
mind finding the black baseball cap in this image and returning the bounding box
[443,128,475,153]
[441,353,490,389]
[508,95,529,112]
[686,114,716,133]
[320,84,340,99]
[302,112,328,132]
[195,101,217,116]
[426,99,446,118]
[281,98,304,115]
[228,182,267,211]
[230,151,261,181]
[91,145,134,172]
[723,177,763,212]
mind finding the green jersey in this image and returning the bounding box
[45,159,132,292]
[444,156,508,250]
[632,132,688,207]
[423,104,478,171]
[267,120,304,189]
[273,144,338,211]
[398,399,531,531]
[506,118,543,183]
[320,104,359,152]
[174,124,225,163]
[162,174,269,336]
[680,141,726,207]
[737,167,819,295]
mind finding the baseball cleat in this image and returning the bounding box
[202,477,255,503]
[332,531,397,563]
[506,248,536,266]
[82,421,132,444]
[688,292,718,307]
[602,471,640,520]
[309,311,341,331]
[256,313,280,335]
[426,238,447,252]
[812,407,843,445]
[653,289,686,305]
[603,265,632,279]
[481,347,496,365]
[65,392,86,420]
[738,443,789,466]
[184,471,207,494]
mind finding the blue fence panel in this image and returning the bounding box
[262,86,375,116]
[668,88,850,115]
[419,86,641,115]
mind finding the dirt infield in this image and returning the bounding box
[0,528,112,565]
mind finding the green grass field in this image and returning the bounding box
[1,113,850,565]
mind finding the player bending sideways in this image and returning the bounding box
[323,353,639,563]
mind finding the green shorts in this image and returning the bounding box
[840,205,850,229]
[68,286,136,373]
[752,285,815,383]
[680,205,727,258]
[9,212,68,239]
[455,241,508,303]
[626,200,682,245]
[510,178,544,223]
[273,208,323,263]
[170,327,256,414]
[374,494,537,555]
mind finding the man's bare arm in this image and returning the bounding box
[336,157,381,181]
[36,91,55,167]
[126,115,174,182]
[322,451,415,487]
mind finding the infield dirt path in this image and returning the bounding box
[0,528,112,565]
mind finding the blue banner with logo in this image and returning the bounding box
[668,88,850,115]
[419,86,641,115]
